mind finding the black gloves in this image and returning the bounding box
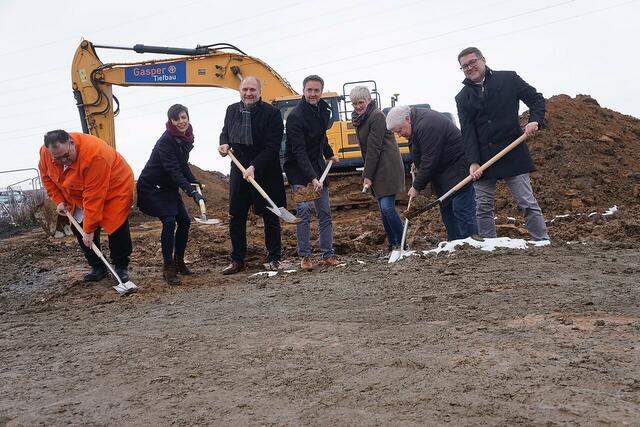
[190,191,204,205]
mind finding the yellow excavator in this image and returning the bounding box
[71,40,420,171]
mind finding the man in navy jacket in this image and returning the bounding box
[455,47,549,241]
[283,75,340,270]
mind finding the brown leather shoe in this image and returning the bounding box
[163,263,181,285]
[174,257,193,275]
[300,256,313,271]
[321,256,339,267]
[222,260,245,275]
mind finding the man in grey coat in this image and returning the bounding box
[387,105,478,241]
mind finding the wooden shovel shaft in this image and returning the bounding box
[65,211,123,285]
[192,183,208,216]
[227,150,279,210]
[319,160,333,184]
[438,133,528,204]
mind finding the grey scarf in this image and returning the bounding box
[229,102,254,146]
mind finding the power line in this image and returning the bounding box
[284,0,579,73]
[161,0,312,44]
[0,0,209,57]
[2,0,635,140]
[335,0,638,75]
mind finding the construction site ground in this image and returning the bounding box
[1,95,639,425]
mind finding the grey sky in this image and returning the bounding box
[0,0,637,188]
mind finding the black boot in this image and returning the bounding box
[84,265,107,282]
[115,265,129,282]
[163,263,181,285]
[174,257,193,275]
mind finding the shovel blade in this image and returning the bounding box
[194,216,220,225]
[268,206,301,224]
[113,281,138,296]
[279,207,302,224]
[388,249,402,263]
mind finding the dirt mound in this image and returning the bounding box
[526,94,640,215]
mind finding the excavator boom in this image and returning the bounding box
[71,40,297,147]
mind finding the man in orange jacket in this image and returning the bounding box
[38,130,135,282]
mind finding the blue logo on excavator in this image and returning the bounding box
[124,61,186,83]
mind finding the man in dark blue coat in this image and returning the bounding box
[283,75,340,271]
[218,76,286,274]
[386,105,478,241]
[455,47,549,241]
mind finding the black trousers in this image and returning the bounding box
[229,191,281,263]
[159,201,191,265]
[71,218,132,268]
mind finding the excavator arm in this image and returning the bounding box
[71,40,297,147]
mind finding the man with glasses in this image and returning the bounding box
[455,47,549,241]
[38,130,135,282]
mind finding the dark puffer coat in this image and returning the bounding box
[283,97,335,186]
[136,131,197,218]
[409,108,468,197]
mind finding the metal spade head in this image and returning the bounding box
[268,206,301,224]
[194,213,220,225]
[113,281,138,296]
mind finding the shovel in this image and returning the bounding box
[191,183,220,225]
[65,212,138,296]
[404,133,529,220]
[292,160,333,203]
[227,150,301,224]
[389,171,415,263]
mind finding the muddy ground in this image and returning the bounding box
[1,94,640,425]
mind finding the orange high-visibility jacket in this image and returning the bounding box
[38,133,134,234]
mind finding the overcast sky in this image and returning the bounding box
[0,0,637,188]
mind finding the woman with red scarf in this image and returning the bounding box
[137,104,204,285]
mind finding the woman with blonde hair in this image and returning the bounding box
[350,86,405,254]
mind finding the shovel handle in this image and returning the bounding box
[65,211,123,285]
[192,183,208,216]
[438,133,529,204]
[319,160,333,184]
[227,150,278,211]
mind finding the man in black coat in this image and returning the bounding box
[283,75,340,270]
[455,47,549,241]
[386,105,478,241]
[218,76,286,274]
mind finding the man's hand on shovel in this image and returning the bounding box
[312,178,323,192]
[83,231,94,248]
[407,186,419,200]
[524,122,539,136]
[243,165,255,181]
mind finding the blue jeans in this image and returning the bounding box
[377,195,404,247]
[439,184,478,241]
[293,185,334,259]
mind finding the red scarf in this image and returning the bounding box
[166,121,194,143]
